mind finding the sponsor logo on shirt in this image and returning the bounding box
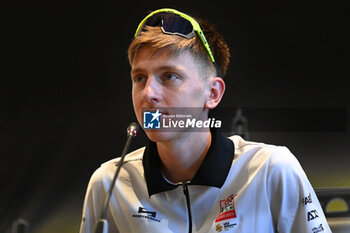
[215,224,223,232]
[215,194,238,223]
[302,192,312,206]
[302,192,321,224]
[223,222,237,231]
[312,224,324,233]
[132,207,160,222]
[307,209,319,221]
[215,222,238,232]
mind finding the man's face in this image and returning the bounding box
[130,46,212,142]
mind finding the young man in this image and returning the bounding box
[80,8,331,233]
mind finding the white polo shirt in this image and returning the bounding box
[79,130,331,233]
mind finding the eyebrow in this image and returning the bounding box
[131,65,185,75]
[130,68,145,75]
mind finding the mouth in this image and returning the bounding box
[143,107,169,116]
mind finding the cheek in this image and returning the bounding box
[186,84,208,105]
[131,84,141,105]
[131,89,136,108]
[132,90,141,118]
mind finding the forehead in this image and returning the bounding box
[131,46,198,72]
[133,46,188,62]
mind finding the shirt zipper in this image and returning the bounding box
[182,183,192,233]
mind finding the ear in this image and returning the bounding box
[205,77,225,109]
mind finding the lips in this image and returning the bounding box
[143,107,169,116]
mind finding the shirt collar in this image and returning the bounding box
[142,129,235,196]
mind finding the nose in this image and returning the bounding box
[142,77,161,103]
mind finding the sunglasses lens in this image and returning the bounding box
[162,14,193,36]
[144,13,164,27]
[144,13,194,37]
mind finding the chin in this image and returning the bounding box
[144,130,179,142]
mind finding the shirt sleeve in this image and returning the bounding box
[79,166,120,233]
[266,147,332,233]
[79,167,105,233]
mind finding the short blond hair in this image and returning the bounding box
[128,17,230,78]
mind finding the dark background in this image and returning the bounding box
[1,1,349,232]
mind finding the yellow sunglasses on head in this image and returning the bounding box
[134,8,216,65]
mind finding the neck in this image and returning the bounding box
[156,130,212,183]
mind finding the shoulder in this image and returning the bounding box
[101,146,145,167]
[89,147,146,185]
[227,136,310,194]
[228,135,302,173]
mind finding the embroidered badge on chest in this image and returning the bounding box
[215,194,238,222]
[214,194,239,232]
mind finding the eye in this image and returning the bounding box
[133,75,146,83]
[136,76,144,82]
[162,73,179,82]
